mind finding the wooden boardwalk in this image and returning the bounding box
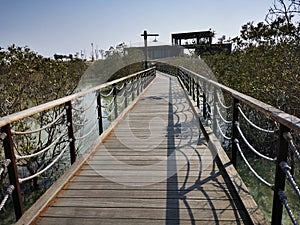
[31,72,252,224]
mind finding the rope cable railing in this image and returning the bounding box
[216,94,231,109]
[73,107,97,127]
[116,97,126,108]
[236,122,277,162]
[15,132,68,160]
[101,97,115,109]
[72,93,97,113]
[238,106,276,133]
[11,111,66,135]
[18,143,69,183]
[216,105,231,124]
[0,159,11,176]
[74,122,98,141]
[0,132,7,141]
[278,190,299,225]
[279,161,300,199]
[102,107,116,119]
[235,139,274,189]
[0,67,156,221]
[216,119,231,140]
[0,185,15,212]
[284,132,300,163]
[73,114,96,127]
[99,87,115,98]
[115,82,125,91]
[158,65,300,225]
[117,86,126,97]
[126,83,134,93]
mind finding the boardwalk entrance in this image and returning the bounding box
[29,72,250,224]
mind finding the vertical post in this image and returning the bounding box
[203,81,207,119]
[113,85,118,119]
[143,30,148,69]
[65,101,76,164]
[189,76,192,96]
[124,82,128,108]
[213,87,218,134]
[271,124,289,225]
[131,79,135,102]
[1,124,24,220]
[97,93,104,135]
[137,75,140,96]
[231,98,239,168]
[141,30,159,69]
[192,78,195,101]
[196,82,200,108]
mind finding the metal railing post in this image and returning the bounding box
[192,77,195,101]
[203,81,207,119]
[65,101,76,164]
[1,124,24,220]
[124,82,128,108]
[189,76,192,96]
[97,93,104,135]
[113,85,118,119]
[271,124,289,225]
[131,79,135,102]
[212,87,218,133]
[231,98,239,168]
[196,82,200,108]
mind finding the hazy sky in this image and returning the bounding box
[1,0,272,58]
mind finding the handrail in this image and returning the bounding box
[156,63,300,225]
[179,66,300,133]
[0,68,155,127]
[0,67,156,222]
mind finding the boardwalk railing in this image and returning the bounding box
[157,62,300,225]
[0,68,155,222]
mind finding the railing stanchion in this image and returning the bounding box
[203,81,207,119]
[213,87,218,133]
[231,98,239,168]
[113,85,118,119]
[192,77,195,101]
[124,82,128,108]
[65,101,76,164]
[196,81,200,108]
[271,124,289,225]
[189,76,192,96]
[131,79,135,101]
[97,93,104,135]
[1,124,24,220]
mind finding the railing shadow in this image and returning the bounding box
[164,72,244,224]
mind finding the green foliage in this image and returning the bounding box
[0,45,87,223]
[203,8,300,117]
[0,45,87,116]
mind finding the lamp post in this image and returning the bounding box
[141,30,159,69]
[91,43,94,62]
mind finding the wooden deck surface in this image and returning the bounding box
[33,72,251,225]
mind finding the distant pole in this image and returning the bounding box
[141,30,159,69]
[91,43,94,62]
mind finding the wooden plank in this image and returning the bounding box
[35,218,249,225]
[51,197,243,209]
[41,206,247,220]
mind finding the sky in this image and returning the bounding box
[1,0,273,58]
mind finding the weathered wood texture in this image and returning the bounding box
[32,73,251,224]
